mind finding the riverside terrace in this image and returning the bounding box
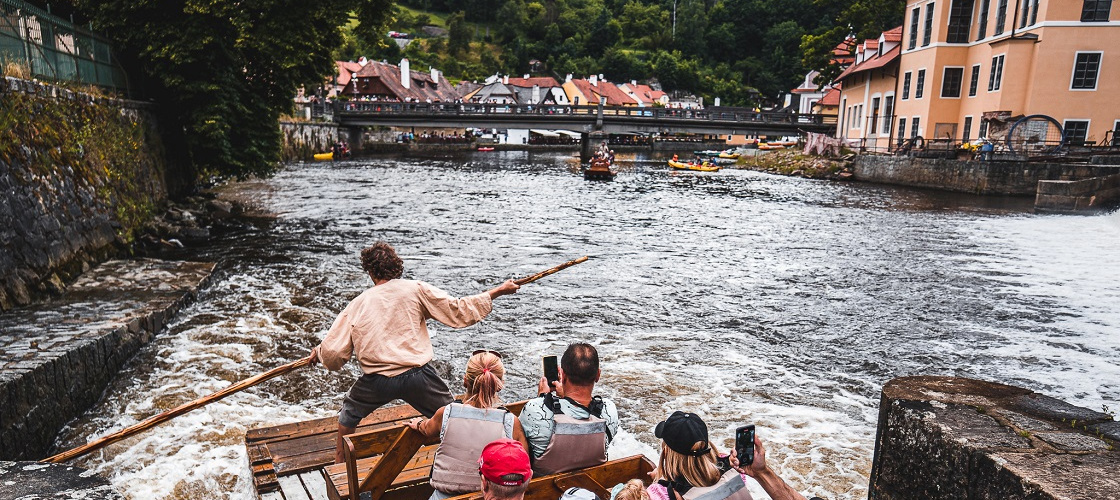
[310,101,834,137]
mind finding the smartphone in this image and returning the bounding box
[715,455,732,474]
[542,355,559,387]
[735,425,756,466]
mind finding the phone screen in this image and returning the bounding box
[542,355,559,386]
[735,425,756,466]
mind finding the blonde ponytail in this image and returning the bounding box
[464,352,505,409]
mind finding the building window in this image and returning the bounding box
[871,97,881,134]
[902,72,913,99]
[1112,120,1120,146]
[1082,0,1113,21]
[969,64,981,96]
[963,116,973,141]
[1064,120,1090,145]
[839,98,847,135]
[923,3,936,46]
[1020,0,1031,28]
[1030,0,1040,24]
[942,67,964,98]
[883,95,895,134]
[978,0,991,39]
[898,117,907,142]
[988,54,1004,91]
[995,0,1008,34]
[948,0,975,43]
[909,8,921,49]
[979,119,989,138]
[1071,52,1102,90]
[916,69,926,98]
[912,117,922,138]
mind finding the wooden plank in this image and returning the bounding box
[359,428,426,499]
[279,474,313,500]
[248,404,422,443]
[249,443,273,465]
[300,470,331,500]
[261,491,285,500]
[253,462,277,476]
[256,469,280,493]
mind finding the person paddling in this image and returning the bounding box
[310,241,520,463]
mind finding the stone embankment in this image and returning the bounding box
[870,376,1119,499]
[0,461,120,499]
[736,148,855,180]
[0,259,215,461]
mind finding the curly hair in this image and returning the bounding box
[360,241,403,281]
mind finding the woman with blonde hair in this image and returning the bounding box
[648,411,809,500]
[408,350,529,500]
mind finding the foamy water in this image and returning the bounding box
[53,153,1120,500]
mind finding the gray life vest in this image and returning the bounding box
[680,471,754,500]
[531,395,610,475]
[429,403,515,494]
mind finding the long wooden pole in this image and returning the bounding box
[42,356,314,464]
[514,256,589,285]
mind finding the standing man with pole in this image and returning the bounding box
[310,241,520,463]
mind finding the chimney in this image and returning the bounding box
[400,58,410,89]
[532,84,540,104]
[565,73,572,82]
[358,56,368,66]
[589,74,598,86]
[503,75,509,85]
[631,80,637,86]
[598,74,604,82]
[523,74,530,79]
[431,67,439,82]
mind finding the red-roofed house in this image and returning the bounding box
[834,27,903,150]
[563,75,638,107]
[812,85,841,123]
[618,81,669,106]
[339,58,458,102]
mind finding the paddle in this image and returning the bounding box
[42,356,314,464]
[515,256,589,285]
[43,256,588,464]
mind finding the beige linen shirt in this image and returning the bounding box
[318,279,493,376]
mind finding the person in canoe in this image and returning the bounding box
[407,350,530,500]
[310,241,521,463]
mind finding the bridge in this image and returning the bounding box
[316,101,833,138]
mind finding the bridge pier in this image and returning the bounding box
[579,131,609,162]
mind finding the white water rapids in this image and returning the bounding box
[53,152,1120,499]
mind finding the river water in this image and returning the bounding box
[56,151,1120,499]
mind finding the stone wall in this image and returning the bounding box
[869,376,1119,499]
[1036,173,1120,213]
[0,77,168,311]
[279,121,341,161]
[853,156,1120,195]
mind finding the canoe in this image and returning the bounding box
[313,152,334,161]
[583,159,616,181]
[717,152,740,159]
[244,399,654,500]
[477,147,495,151]
[668,160,720,172]
[757,143,788,151]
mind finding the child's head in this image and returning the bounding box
[613,479,649,500]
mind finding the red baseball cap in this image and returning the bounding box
[478,439,532,486]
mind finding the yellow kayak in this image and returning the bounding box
[718,152,740,159]
[313,152,334,161]
[668,160,721,172]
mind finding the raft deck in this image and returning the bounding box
[245,401,653,500]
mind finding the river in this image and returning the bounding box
[56,151,1120,499]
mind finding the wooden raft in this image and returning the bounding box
[245,400,653,500]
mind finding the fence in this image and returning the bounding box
[0,0,129,94]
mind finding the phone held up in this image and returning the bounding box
[542,355,559,388]
[735,425,756,466]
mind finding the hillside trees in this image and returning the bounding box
[71,0,393,184]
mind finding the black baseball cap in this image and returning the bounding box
[654,411,711,456]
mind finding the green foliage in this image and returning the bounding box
[72,0,393,183]
[447,11,472,55]
[801,0,904,84]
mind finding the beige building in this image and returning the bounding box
[834,28,903,151]
[895,0,1120,146]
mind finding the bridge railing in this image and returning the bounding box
[333,101,825,126]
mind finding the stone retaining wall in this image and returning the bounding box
[0,77,168,311]
[279,121,341,161]
[853,156,1120,195]
[870,376,1119,499]
[1036,173,1120,213]
[0,259,214,460]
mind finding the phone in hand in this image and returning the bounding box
[735,425,756,467]
[715,455,732,474]
[542,355,559,388]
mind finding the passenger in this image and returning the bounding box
[520,343,620,475]
[309,241,520,463]
[408,351,530,500]
[648,411,810,500]
[672,154,679,162]
[611,479,650,500]
[478,439,533,500]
